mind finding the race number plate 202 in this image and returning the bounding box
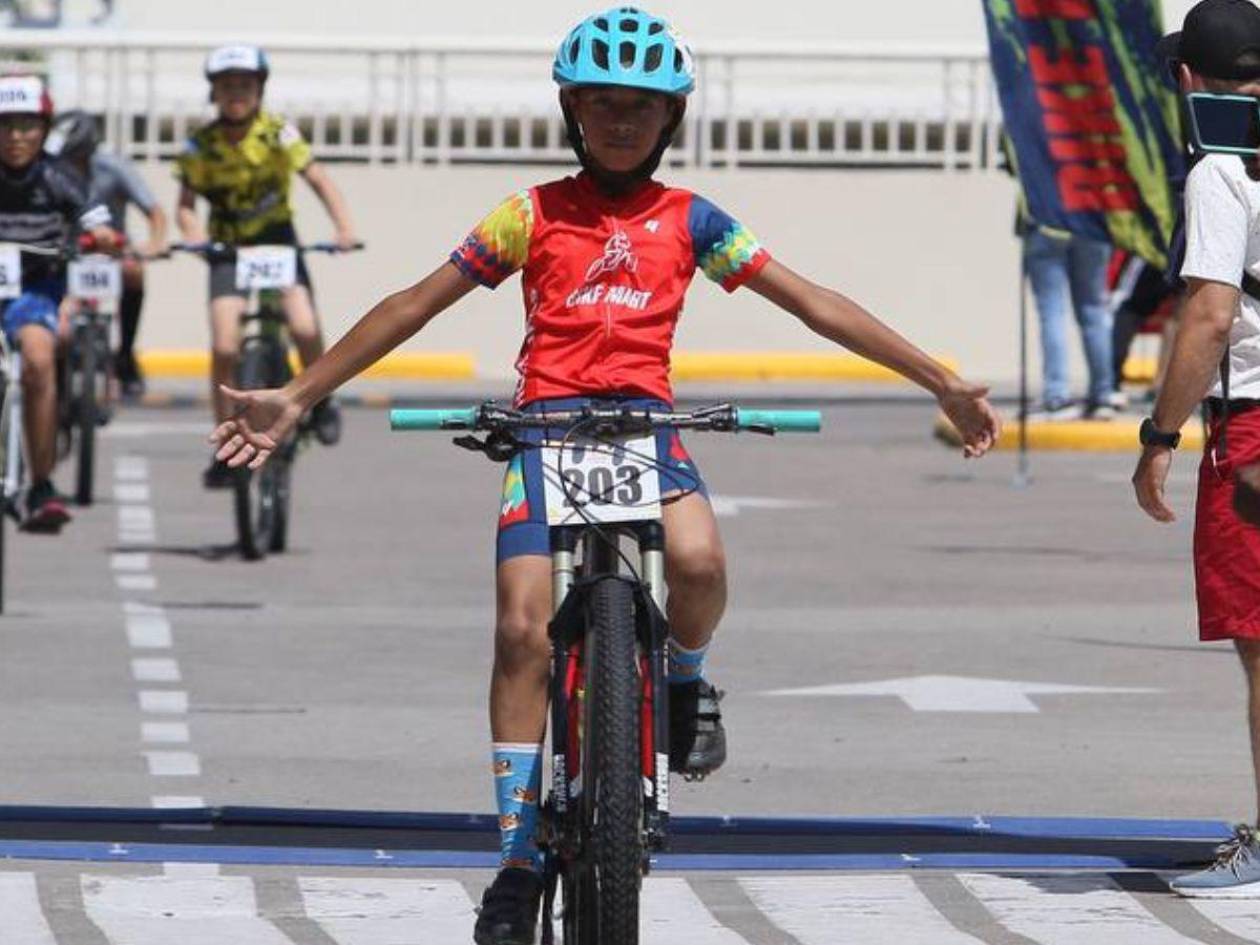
[68,255,122,301]
[542,434,662,526]
[0,244,21,300]
[235,246,298,291]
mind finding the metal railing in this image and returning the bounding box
[1,31,1002,170]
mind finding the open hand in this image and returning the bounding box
[1132,446,1175,522]
[939,378,1001,458]
[210,385,304,470]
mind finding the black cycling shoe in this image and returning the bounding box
[473,867,543,945]
[669,678,727,779]
[310,397,342,446]
[202,459,235,490]
[22,480,71,534]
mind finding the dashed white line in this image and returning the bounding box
[125,610,172,649]
[143,751,201,777]
[141,721,190,744]
[117,574,158,591]
[138,690,188,715]
[111,552,151,572]
[151,795,205,809]
[113,483,151,503]
[131,658,182,683]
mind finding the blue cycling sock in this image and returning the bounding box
[668,638,710,685]
[493,743,544,872]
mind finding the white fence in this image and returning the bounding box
[0,31,1002,170]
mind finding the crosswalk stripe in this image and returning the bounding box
[0,873,57,945]
[641,878,752,943]
[299,877,475,943]
[958,873,1203,945]
[740,875,986,945]
[82,875,295,945]
[1187,898,1260,942]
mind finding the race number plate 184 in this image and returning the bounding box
[0,244,21,300]
[235,245,298,291]
[542,433,662,526]
[68,255,122,301]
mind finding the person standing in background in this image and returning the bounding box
[46,110,168,399]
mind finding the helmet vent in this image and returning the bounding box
[620,41,637,68]
[644,45,663,73]
[674,49,685,73]
[648,21,664,35]
[620,17,638,31]
[568,37,581,64]
[592,39,610,70]
[594,17,608,32]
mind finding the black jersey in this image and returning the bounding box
[0,156,109,282]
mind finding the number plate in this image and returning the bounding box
[68,255,122,301]
[235,245,298,290]
[0,244,21,300]
[542,433,662,526]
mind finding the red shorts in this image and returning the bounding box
[1195,407,1260,640]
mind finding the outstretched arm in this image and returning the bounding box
[301,162,358,250]
[746,259,1001,457]
[211,261,477,468]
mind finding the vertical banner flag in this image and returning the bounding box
[983,0,1184,267]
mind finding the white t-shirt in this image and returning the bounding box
[1182,154,1260,398]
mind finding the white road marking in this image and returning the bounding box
[164,863,222,878]
[958,873,1203,945]
[764,675,1159,713]
[710,494,825,518]
[1187,897,1260,939]
[118,505,155,530]
[132,658,181,683]
[641,877,752,943]
[125,610,172,648]
[111,552,151,572]
[151,795,204,809]
[0,873,57,945]
[105,422,214,438]
[114,456,149,481]
[741,875,985,945]
[82,875,295,945]
[139,690,188,714]
[144,751,201,776]
[117,574,158,591]
[299,877,476,943]
[142,721,190,744]
[114,482,151,503]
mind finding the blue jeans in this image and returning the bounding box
[1023,229,1114,407]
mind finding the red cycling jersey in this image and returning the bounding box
[451,172,770,405]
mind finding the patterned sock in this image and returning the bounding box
[492,743,544,872]
[668,638,710,685]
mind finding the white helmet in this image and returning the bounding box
[0,74,53,118]
[205,45,270,82]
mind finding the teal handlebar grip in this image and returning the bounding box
[734,409,822,433]
[390,408,479,431]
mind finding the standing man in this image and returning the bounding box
[46,110,168,399]
[1133,0,1260,897]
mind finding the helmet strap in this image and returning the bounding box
[562,96,685,197]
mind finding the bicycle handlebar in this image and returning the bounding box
[167,241,366,261]
[389,402,822,435]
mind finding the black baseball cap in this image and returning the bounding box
[1157,0,1260,81]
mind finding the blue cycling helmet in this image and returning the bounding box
[554,7,695,97]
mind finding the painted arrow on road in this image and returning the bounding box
[763,675,1159,713]
[709,495,826,518]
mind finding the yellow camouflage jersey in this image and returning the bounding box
[175,111,313,244]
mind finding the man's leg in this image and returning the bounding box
[282,285,340,444]
[662,491,729,775]
[116,259,145,396]
[1023,230,1074,412]
[1067,236,1115,410]
[18,324,69,532]
[475,554,551,945]
[1237,639,1260,823]
[209,296,245,423]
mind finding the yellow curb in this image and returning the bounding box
[934,412,1206,452]
[671,352,959,383]
[138,350,476,380]
[1122,356,1158,385]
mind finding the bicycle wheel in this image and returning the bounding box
[233,342,281,560]
[73,324,97,506]
[564,577,642,945]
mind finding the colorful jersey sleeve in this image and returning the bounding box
[450,190,535,289]
[688,194,770,292]
[278,119,313,173]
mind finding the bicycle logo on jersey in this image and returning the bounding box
[584,230,639,283]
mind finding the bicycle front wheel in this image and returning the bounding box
[233,342,282,560]
[72,325,98,506]
[564,577,642,945]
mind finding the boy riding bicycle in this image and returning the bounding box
[176,44,359,488]
[0,75,116,533]
[211,10,1001,944]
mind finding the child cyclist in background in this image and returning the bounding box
[176,44,359,489]
[0,75,117,533]
[211,9,1001,944]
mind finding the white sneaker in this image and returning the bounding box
[1087,403,1117,421]
[1106,390,1129,411]
[1025,401,1082,423]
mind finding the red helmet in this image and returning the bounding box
[0,75,54,118]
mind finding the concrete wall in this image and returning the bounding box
[133,163,1040,385]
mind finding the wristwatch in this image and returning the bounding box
[1139,417,1181,450]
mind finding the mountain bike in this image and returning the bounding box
[172,240,362,560]
[391,400,820,945]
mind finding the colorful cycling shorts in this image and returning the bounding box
[1,279,65,342]
[496,396,709,564]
